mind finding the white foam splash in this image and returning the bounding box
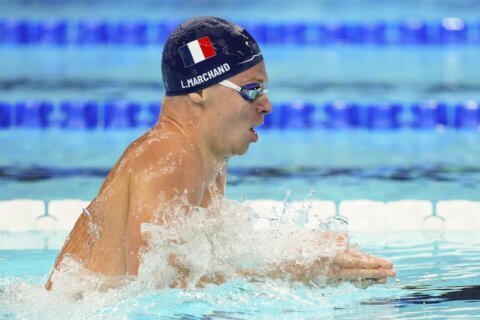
[134,197,348,289]
[1,197,351,319]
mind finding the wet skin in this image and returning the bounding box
[46,61,395,289]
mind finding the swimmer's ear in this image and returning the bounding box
[187,90,205,106]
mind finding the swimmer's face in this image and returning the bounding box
[203,61,272,157]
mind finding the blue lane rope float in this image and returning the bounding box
[324,101,360,129]
[0,18,477,46]
[0,100,479,130]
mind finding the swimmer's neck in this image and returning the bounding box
[155,115,190,138]
[153,101,228,178]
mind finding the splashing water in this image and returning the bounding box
[0,197,364,319]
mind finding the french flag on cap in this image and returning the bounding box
[179,36,217,68]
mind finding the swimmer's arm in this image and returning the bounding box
[125,149,204,276]
[236,250,395,286]
[274,250,394,284]
[166,237,395,288]
[238,232,395,285]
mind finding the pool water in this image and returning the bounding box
[1,129,479,202]
[2,0,480,318]
[2,46,480,103]
[2,0,480,22]
[1,231,479,319]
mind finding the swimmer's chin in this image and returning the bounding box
[232,144,252,156]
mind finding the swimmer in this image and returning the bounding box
[45,16,395,290]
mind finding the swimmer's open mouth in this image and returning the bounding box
[249,127,259,141]
[250,122,263,134]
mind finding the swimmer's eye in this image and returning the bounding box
[219,80,269,102]
[240,82,267,101]
[242,83,261,91]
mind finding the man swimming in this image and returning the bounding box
[46,16,395,290]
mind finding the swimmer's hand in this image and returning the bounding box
[327,247,396,286]
[167,254,226,289]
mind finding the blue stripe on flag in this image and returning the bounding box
[179,44,195,67]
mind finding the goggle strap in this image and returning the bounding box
[220,79,268,101]
[219,80,242,92]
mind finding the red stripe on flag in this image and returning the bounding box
[198,37,216,59]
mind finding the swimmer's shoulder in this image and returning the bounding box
[126,129,205,206]
[127,128,204,178]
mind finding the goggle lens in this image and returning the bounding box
[219,80,268,102]
[240,83,267,101]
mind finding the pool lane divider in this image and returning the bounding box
[0,18,478,46]
[1,100,479,130]
[0,199,479,234]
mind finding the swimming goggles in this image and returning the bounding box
[219,80,268,102]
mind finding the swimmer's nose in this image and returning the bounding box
[257,94,272,115]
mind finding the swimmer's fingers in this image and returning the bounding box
[325,276,389,288]
[374,258,393,270]
[365,255,393,270]
[353,277,387,289]
[384,268,396,278]
[349,249,394,269]
[331,268,389,281]
[334,252,379,269]
[324,276,385,288]
[330,266,396,280]
[373,277,387,284]
[334,255,396,279]
[337,250,394,270]
[360,255,394,270]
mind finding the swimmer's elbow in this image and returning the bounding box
[45,279,53,291]
[44,268,57,291]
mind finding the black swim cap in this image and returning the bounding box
[161,16,264,96]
